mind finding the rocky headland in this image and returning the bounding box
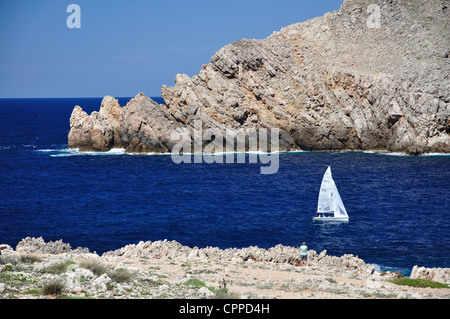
[68,0,449,155]
[1,237,449,299]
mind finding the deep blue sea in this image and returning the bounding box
[0,98,449,275]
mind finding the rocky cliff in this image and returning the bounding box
[68,0,450,155]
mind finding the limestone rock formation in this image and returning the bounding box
[69,93,180,153]
[68,96,123,151]
[410,265,450,284]
[118,93,179,153]
[68,0,450,155]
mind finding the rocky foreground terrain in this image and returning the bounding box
[0,237,448,299]
[68,0,449,155]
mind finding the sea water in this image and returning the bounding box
[0,98,449,275]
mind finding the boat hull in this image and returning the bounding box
[313,216,349,222]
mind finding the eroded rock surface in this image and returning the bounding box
[1,237,449,299]
[68,0,450,155]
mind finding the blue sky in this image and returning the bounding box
[0,0,343,98]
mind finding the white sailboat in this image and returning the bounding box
[313,167,349,222]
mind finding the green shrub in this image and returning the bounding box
[183,278,206,289]
[20,254,43,264]
[78,260,132,283]
[41,261,75,274]
[0,256,17,266]
[23,288,42,295]
[78,260,107,276]
[183,278,237,298]
[1,264,14,272]
[42,280,65,296]
[209,287,239,299]
[108,268,132,283]
[389,277,449,289]
[326,278,337,284]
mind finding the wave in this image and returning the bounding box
[37,148,179,157]
[35,147,449,158]
[371,263,412,276]
[421,153,450,157]
[380,152,450,157]
[361,150,450,157]
[36,147,309,158]
[37,148,131,157]
[376,152,408,157]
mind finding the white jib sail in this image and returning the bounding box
[317,167,348,218]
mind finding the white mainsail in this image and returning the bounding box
[316,167,348,221]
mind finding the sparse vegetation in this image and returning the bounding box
[42,279,65,296]
[23,288,41,295]
[0,255,17,265]
[108,268,132,283]
[1,237,449,299]
[326,278,337,284]
[78,260,107,276]
[256,285,273,290]
[19,254,43,264]
[78,260,132,283]
[41,260,75,274]
[183,278,207,289]
[211,288,239,299]
[389,278,450,289]
[182,278,236,298]
[1,264,14,272]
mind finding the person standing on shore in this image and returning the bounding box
[300,242,308,266]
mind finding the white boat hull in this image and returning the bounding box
[313,216,349,222]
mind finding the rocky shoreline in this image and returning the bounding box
[68,0,449,155]
[1,237,448,299]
